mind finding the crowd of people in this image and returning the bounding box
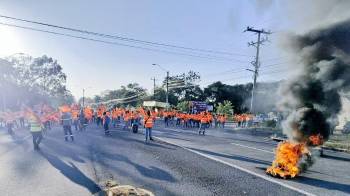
[0,103,257,150]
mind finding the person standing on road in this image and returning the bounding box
[199,112,208,135]
[144,110,154,142]
[73,111,79,131]
[79,109,86,131]
[6,119,14,135]
[103,111,111,136]
[61,112,74,141]
[27,109,43,150]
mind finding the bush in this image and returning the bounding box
[264,120,277,128]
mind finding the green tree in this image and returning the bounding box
[176,101,190,112]
[93,83,148,107]
[216,100,233,115]
[148,87,178,105]
[8,54,68,96]
[0,54,73,109]
[164,70,203,102]
[204,82,251,113]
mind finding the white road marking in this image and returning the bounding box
[231,142,274,154]
[155,136,315,196]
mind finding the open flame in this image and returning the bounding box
[266,141,310,178]
[267,133,324,178]
[309,134,324,146]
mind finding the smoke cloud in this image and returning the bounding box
[278,18,350,143]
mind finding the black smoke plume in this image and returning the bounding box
[279,19,350,144]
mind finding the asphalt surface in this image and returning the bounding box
[151,124,350,196]
[0,123,349,196]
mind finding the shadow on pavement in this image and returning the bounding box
[43,137,86,163]
[298,176,350,194]
[39,151,101,194]
[99,151,176,183]
[188,147,272,165]
[115,133,176,150]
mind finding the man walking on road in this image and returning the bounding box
[27,109,43,150]
[61,112,74,141]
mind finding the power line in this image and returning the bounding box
[201,69,247,78]
[0,22,251,63]
[261,56,287,62]
[0,14,253,58]
[200,67,292,86]
[261,61,292,68]
[198,61,291,83]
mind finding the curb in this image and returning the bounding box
[270,136,350,153]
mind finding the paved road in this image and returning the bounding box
[151,125,350,196]
[0,124,349,196]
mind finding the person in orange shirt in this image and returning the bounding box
[97,109,103,127]
[199,112,208,135]
[123,111,130,130]
[102,111,111,136]
[164,111,169,127]
[220,114,227,128]
[207,113,213,128]
[112,108,118,128]
[143,110,154,142]
[72,110,79,131]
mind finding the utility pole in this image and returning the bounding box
[152,63,169,110]
[151,77,156,98]
[82,88,85,109]
[166,71,169,110]
[1,93,5,111]
[245,26,271,113]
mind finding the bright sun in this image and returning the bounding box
[0,25,22,57]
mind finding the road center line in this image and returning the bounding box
[231,142,274,154]
[155,136,315,196]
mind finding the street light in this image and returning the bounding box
[82,86,92,109]
[152,64,170,109]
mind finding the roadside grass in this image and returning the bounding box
[232,125,350,153]
[324,134,350,152]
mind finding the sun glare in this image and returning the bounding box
[0,25,22,57]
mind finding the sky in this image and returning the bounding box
[0,0,349,99]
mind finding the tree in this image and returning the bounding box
[8,54,67,96]
[0,54,73,110]
[176,101,190,112]
[148,87,178,105]
[204,82,251,113]
[92,83,148,107]
[216,100,233,115]
[164,70,203,102]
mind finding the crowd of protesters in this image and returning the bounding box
[0,102,258,150]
